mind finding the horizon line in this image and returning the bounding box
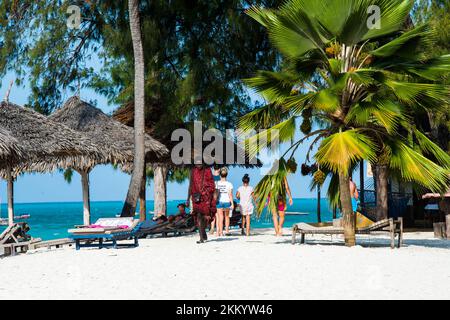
[1,197,329,205]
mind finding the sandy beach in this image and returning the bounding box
[1,229,449,300]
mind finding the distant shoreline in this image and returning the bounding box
[2,198,330,205]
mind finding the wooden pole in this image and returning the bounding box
[359,160,365,205]
[446,214,450,240]
[317,186,321,223]
[139,166,147,221]
[6,165,14,226]
[154,165,168,216]
[80,170,91,226]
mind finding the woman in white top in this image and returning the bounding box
[210,165,221,235]
[216,167,233,236]
[236,174,256,236]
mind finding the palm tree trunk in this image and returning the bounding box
[339,171,355,246]
[139,168,146,221]
[79,169,91,226]
[376,165,389,221]
[121,0,146,217]
[6,165,14,226]
[317,186,321,223]
[153,165,168,215]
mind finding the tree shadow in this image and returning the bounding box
[275,234,450,249]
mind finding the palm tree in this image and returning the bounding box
[121,0,146,217]
[239,0,450,246]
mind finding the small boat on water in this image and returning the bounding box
[0,214,31,226]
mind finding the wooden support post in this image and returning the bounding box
[153,165,168,216]
[359,160,365,205]
[389,219,395,249]
[6,165,14,226]
[292,226,297,244]
[79,169,91,226]
[446,215,450,240]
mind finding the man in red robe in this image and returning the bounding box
[188,164,217,243]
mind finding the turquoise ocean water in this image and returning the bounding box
[0,199,334,240]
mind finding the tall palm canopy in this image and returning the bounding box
[240,0,450,246]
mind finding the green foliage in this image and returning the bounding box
[412,0,450,153]
[0,0,282,131]
[253,158,290,217]
[242,0,450,214]
[62,168,73,184]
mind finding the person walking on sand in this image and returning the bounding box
[216,167,233,236]
[349,176,359,213]
[268,177,293,236]
[187,160,216,244]
[236,174,256,236]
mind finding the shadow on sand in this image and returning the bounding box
[273,234,450,250]
[207,237,239,243]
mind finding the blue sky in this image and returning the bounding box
[0,59,337,205]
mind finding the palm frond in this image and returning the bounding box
[244,71,299,103]
[414,130,450,169]
[315,130,378,174]
[245,117,297,157]
[388,140,450,192]
[253,158,291,217]
[364,0,414,40]
[346,98,405,134]
[238,103,291,133]
[370,24,431,58]
[383,80,450,108]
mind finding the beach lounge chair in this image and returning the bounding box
[169,214,196,235]
[139,214,196,238]
[292,218,403,249]
[0,223,41,256]
[68,218,142,250]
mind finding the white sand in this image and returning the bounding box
[1,229,449,300]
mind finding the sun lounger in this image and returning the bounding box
[0,223,41,256]
[139,214,196,238]
[68,218,142,250]
[292,218,403,249]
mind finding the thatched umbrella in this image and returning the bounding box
[0,128,25,225]
[48,96,168,224]
[0,101,104,226]
[0,128,24,168]
[113,102,261,215]
[113,102,261,168]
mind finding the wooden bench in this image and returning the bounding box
[292,218,404,249]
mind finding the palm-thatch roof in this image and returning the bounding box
[48,96,168,171]
[113,102,261,168]
[0,101,104,174]
[0,128,24,168]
